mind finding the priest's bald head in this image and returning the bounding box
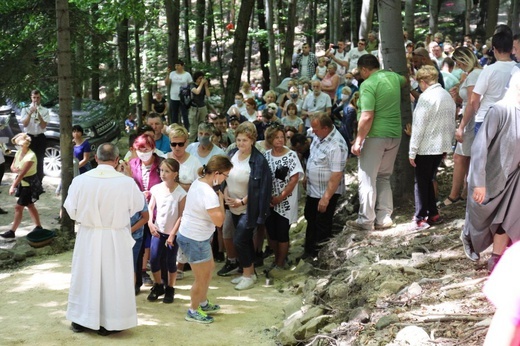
[96,143,120,163]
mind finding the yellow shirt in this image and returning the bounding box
[14,149,37,186]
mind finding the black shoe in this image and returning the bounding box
[33,225,43,232]
[135,285,141,296]
[142,271,153,286]
[71,322,85,333]
[0,230,15,239]
[460,229,479,262]
[97,327,121,336]
[217,260,239,276]
[0,208,8,215]
[163,286,175,304]
[147,283,165,301]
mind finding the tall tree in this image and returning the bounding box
[404,0,415,42]
[512,0,520,35]
[165,0,180,68]
[194,0,205,61]
[429,0,439,34]
[265,0,278,88]
[116,18,131,116]
[90,3,101,100]
[183,0,192,68]
[279,0,297,79]
[256,0,270,90]
[224,0,255,111]
[377,0,414,203]
[204,0,213,63]
[55,0,74,234]
[358,0,374,39]
[485,0,499,38]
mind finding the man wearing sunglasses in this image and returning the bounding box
[146,113,171,154]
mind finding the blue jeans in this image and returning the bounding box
[474,121,482,135]
[177,233,213,264]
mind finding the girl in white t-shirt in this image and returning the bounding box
[147,158,186,304]
[177,155,232,324]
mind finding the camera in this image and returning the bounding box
[331,45,340,49]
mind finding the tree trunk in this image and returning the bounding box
[195,0,205,62]
[350,1,362,44]
[485,0,499,38]
[204,1,213,63]
[256,0,270,90]
[224,0,255,111]
[117,19,130,118]
[512,0,520,35]
[429,0,439,34]
[165,0,180,68]
[183,0,192,68]
[404,0,415,42]
[90,3,100,100]
[359,0,374,39]
[377,0,414,204]
[280,0,296,79]
[55,0,74,235]
[464,0,471,35]
[134,22,143,117]
[265,0,278,88]
[247,10,254,82]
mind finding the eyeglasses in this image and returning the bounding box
[170,142,186,147]
[221,172,229,178]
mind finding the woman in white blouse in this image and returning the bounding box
[408,66,456,231]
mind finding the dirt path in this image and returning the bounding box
[0,171,288,345]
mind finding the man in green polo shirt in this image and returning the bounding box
[349,54,406,231]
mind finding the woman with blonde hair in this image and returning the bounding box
[167,124,202,192]
[1,133,44,239]
[443,46,483,209]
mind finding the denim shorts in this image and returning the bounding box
[176,233,212,264]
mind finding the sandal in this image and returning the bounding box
[442,196,462,207]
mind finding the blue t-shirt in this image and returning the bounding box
[73,140,91,174]
[131,199,148,240]
[155,134,171,153]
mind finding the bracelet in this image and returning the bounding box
[240,199,245,205]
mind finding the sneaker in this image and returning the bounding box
[460,229,480,262]
[427,214,443,225]
[185,307,214,324]
[142,271,153,286]
[346,220,374,231]
[487,253,501,273]
[176,270,184,280]
[147,283,165,301]
[408,220,430,231]
[0,208,8,215]
[231,274,257,285]
[200,300,221,314]
[235,276,255,290]
[163,286,174,304]
[374,219,395,230]
[217,260,239,276]
[0,230,15,239]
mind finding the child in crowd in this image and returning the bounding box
[125,113,137,133]
[281,103,304,133]
[147,158,187,304]
[313,57,327,80]
[131,197,149,295]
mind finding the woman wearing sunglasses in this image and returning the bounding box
[167,124,202,192]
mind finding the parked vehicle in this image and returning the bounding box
[0,100,121,177]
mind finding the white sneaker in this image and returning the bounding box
[230,276,243,284]
[235,276,255,290]
[176,270,184,280]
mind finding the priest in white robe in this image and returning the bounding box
[64,143,144,335]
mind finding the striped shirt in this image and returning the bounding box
[306,128,348,198]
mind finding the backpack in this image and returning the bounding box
[179,84,193,109]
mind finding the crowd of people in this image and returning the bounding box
[1,24,519,340]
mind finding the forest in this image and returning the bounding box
[0,0,518,219]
